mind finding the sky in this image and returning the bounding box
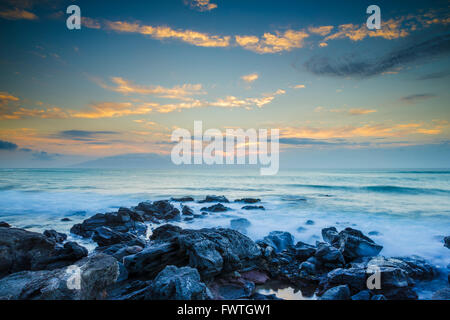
[0,0,449,168]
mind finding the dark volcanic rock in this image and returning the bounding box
[0,227,87,278]
[201,203,230,212]
[43,230,67,243]
[209,275,255,299]
[259,231,294,253]
[60,218,72,222]
[171,196,194,202]
[234,198,261,204]
[351,290,372,300]
[322,227,340,245]
[92,227,145,247]
[337,228,383,260]
[181,205,194,216]
[444,236,450,249]
[305,220,315,225]
[125,225,262,280]
[320,285,351,300]
[148,265,212,300]
[0,222,10,228]
[70,209,147,238]
[0,253,118,300]
[135,200,181,221]
[242,205,265,210]
[292,241,316,261]
[314,242,345,270]
[432,287,450,300]
[198,195,230,203]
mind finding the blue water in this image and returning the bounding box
[0,168,449,278]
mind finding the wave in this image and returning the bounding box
[287,184,450,195]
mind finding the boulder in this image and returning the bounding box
[367,256,436,281]
[234,198,261,204]
[0,227,87,278]
[181,205,194,216]
[170,196,194,202]
[444,236,450,249]
[0,222,10,228]
[208,276,255,299]
[314,242,345,269]
[291,241,316,261]
[70,210,147,238]
[92,227,144,247]
[43,230,67,243]
[0,253,118,300]
[198,195,230,203]
[337,228,383,260]
[305,220,315,225]
[134,200,180,221]
[230,218,251,234]
[61,218,72,222]
[259,231,294,253]
[242,205,265,210]
[322,227,340,245]
[148,265,212,300]
[200,203,230,212]
[351,290,372,300]
[320,285,351,300]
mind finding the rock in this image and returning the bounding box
[125,225,262,280]
[322,227,340,245]
[314,242,345,269]
[92,227,144,247]
[230,218,251,234]
[181,205,194,216]
[296,226,306,232]
[0,253,118,300]
[209,276,255,299]
[170,196,194,202]
[70,209,147,238]
[200,203,230,212]
[147,265,212,300]
[43,230,67,243]
[337,228,383,260]
[368,231,380,236]
[0,222,10,228]
[321,268,367,294]
[240,270,269,284]
[134,200,180,221]
[242,205,265,210]
[198,195,229,203]
[351,290,372,300]
[320,285,351,300]
[259,231,294,253]
[432,288,450,300]
[444,236,450,249]
[305,220,315,225]
[292,241,316,261]
[367,256,436,281]
[234,198,261,204]
[0,227,87,278]
[61,218,72,222]
[371,294,387,300]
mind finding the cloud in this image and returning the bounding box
[400,93,436,104]
[106,20,230,48]
[308,26,333,36]
[279,137,349,146]
[0,140,18,150]
[56,130,119,141]
[72,102,154,119]
[236,30,309,54]
[304,34,450,78]
[292,84,305,89]
[348,109,377,115]
[32,151,58,161]
[184,0,217,12]
[0,8,37,20]
[95,77,205,100]
[81,17,101,29]
[241,73,259,83]
[416,71,450,80]
[0,92,19,106]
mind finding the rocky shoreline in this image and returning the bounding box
[0,195,449,300]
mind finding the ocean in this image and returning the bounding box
[1,168,449,298]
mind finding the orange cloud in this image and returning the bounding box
[184,0,218,12]
[0,8,37,20]
[241,73,259,83]
[236,30,309,54]
[308,26,334,36]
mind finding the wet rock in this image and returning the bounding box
[371,294,387,300]
[170,196,194,202]
[198,195,230,203]
[148,265,212,300]
[0,222,10,228]
[259,231,294,253]
[320,268,367,294]
[351,290,372,300]
[230,218,251,234]
[43,230,67,243]
[234,198,261,204]
[314,242,345,269]
[0,227,87,277]
[209,275,255,299]
[92,227,144,247]
[60,218,72,222]
[305,220,315,225]
[0,253,118,300]
[240,270,269,284]
[201,203,230,212]
[322,227,340,245]
[134,200,180,221]
[367,256,436,281]
[242,205,265,210]
[296,226,306,232]
[444,236,450,249]
[70,209,147,238]
[125,225,262,280]
[337,228,383,260]
[320,285,351,300]
[432,287,450,300]
[368,231,381,236]
[181,205,194,216]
